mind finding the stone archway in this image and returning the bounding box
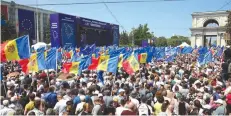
[190,11,229,47]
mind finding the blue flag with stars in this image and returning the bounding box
[18,9,35,44]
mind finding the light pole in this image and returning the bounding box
[36,0,39,43]
[132,32,134,47]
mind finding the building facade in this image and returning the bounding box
[1,1,56,43]
[190,11,230,47]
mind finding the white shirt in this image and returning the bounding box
[115,106,128,116]
[63,95,72,101]
[130,97,140,108]
[53,99,67,116]
[0,107,16,116]
[138,103,153,116]
[75,102,85,114]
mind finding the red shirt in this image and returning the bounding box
[226,93,231,105]
[121,110,136,115]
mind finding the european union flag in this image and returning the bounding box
[165,55,175,62]
[45,48,57,70]
[199,51,213,65]
[18,9,35,44]
[215,47,223,57]
[97,71,104,84]
[181,47,193,54]
[198,47,208,56]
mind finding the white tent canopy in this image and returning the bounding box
[177,42,190,47]
[31,42,47,50]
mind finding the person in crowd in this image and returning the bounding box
[24,93,35,115]
[0,46,231,116]
[159,100,170,116]
[153,96,164,115]
[226,89,231,115]
[0,100,16,115]
[92,96,104,115]
[115,98,127,116]
[138,96,153,116]
[26,97,44,116]
[43,86,57,109]
[81,103,93,115]
[130,91,140,108]
[53,92,67,115]
[121,102,137,115]
[213,99,227,115]
[75,95,86,115]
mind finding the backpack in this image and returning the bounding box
[45,93,57,108]
[138,104,151,116]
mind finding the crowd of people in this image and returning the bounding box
[0,46,231,116]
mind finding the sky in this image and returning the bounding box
[3,0,231,37]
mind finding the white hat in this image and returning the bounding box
[80,95,85,101]
[98,93,103,97]
[94,90,99,95]
[10,97,16,103]
[6,82,14,87]
[35,97,41,101]
[214,99,223,104]
[3,100,9,106]
[118,89,125,93]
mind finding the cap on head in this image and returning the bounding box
[3,100,9,106]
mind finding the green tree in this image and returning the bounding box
[43,23,50,44]
[1,15,17,42]
[226,11,231,45]
[155,36,167,47]
[131,24,154,46]
[119,31,130,46]
[167,35,190,47]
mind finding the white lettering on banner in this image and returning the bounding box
[61,17,74,22]
[82,19,92,23]
[90,23,101,28]
[82,18,107,27]
[51,23,57,29]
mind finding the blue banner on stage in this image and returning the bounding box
[60,14,77,48]
[50,14,61,48]
[18,9,35,44]
[111,24,120,46]
[50,13,77,48]
[77,17,111,30]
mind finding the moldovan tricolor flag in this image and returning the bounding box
[118,52,132,68]
[62,62,80,75]
[138,53,147,63]
[97,55,119,74]
[88,57,100,70]
[118,54,123,68]
[1,35,30,62]
[28,52,46,72]
[122,53,140,75]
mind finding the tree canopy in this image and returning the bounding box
[131,24,154,46]
[167,35,191,47]
[119,24,190,47]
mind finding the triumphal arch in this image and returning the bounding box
[190,11,229,47]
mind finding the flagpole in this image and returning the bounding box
[55,48,58,80]
[27,35,31,55]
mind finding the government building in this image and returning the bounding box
[190,11,230,47]
[1,1,56,43]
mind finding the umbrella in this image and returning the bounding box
[57,73,75,81]
[31,42,47,50]
[7,72,20,78]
